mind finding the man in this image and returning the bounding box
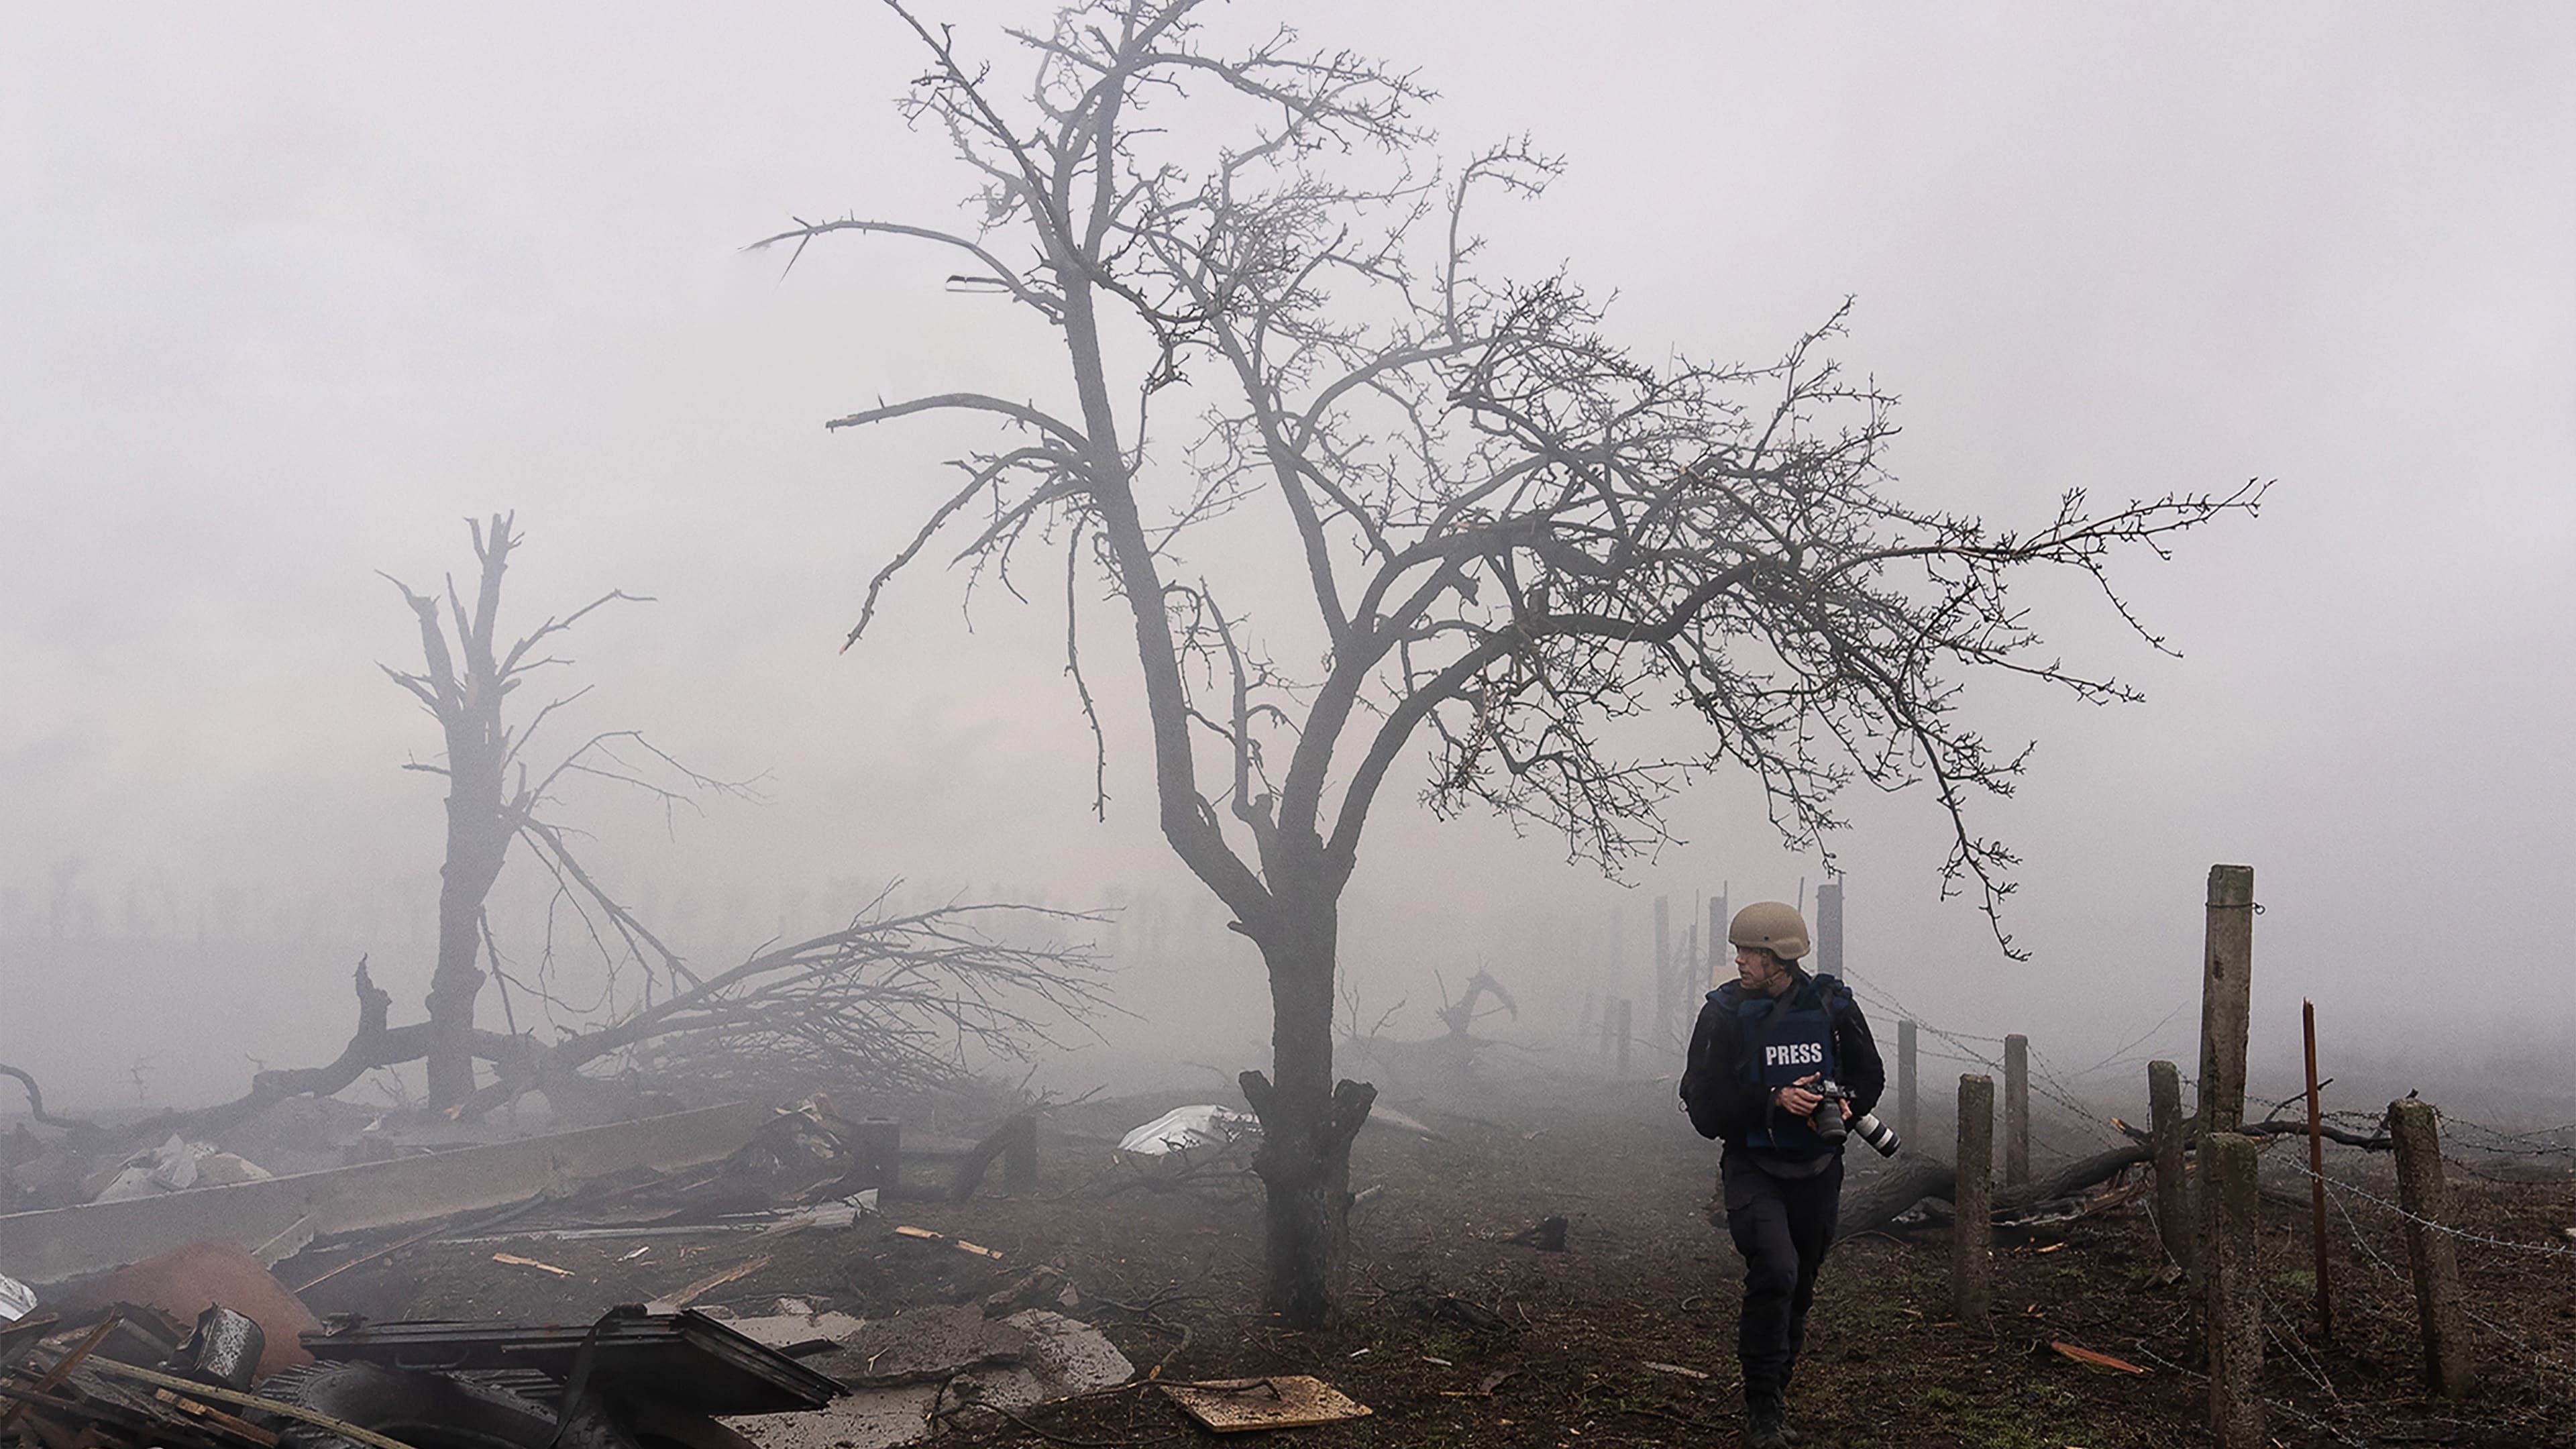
[1680,900,1886,1448]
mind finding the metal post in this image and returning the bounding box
[1952,1073,1993,1324]
[2002,1033,2030,1187]
[1615,999,1632,1078]
[1653,896,1671,1061]
[2302,1000,2330,1343]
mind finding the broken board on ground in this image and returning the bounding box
[1160,1375,1370,1432]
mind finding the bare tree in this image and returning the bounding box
[380,513,737,1107]
[765,0,2260,1323]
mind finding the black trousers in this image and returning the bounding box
[1717,1148,1844,1408]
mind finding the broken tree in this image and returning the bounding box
[380,512,736,1108]
[773,0,2257,1324]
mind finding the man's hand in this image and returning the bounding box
[1774,1074,1823,1118]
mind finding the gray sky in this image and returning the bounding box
[5,3,2571,1110]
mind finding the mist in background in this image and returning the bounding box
[5,3,2571,1119]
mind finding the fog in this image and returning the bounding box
[5,4,2571,1118]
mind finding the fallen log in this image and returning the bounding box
[1839,1144,2151,1237]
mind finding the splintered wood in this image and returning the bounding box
[1161,1376,1371,1432]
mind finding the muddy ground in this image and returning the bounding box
[295,1072,2576,1448]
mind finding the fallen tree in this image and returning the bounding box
[51,900,1105,1154]
[1839,1117,2394,1237]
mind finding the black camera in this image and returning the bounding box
[1809,1079,1900,1157]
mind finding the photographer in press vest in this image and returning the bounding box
[1679,901,1888,1448]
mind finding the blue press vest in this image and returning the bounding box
[1717,976,1842,1156]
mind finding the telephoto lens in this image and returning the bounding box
[1847,1111,1901,1157]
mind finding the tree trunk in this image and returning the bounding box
[425,747,508,1107]
[1237,889,1375,1328]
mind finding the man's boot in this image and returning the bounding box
[1742,1397,1788,1449]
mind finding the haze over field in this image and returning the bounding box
[5,3,2571,1113]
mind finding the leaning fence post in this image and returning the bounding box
[2387,1099,2477,1397]
[1952,1073,1993,1324]
[2148,1059,2192,1272]
[1896,1020,1919,1147]
[2002,1033,2030,1187]
[2202,1132,2265,1448]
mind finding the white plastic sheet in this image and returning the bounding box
[1116,1105,1258,1156]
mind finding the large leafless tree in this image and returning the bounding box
[767,0,2259,1323]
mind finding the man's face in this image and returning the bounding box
[1735,946,1784,991]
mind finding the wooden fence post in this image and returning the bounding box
[2387,1099,2477,1397]
[2003,1033,2030,1187]
[1952,1073,1993,1324]
[2202,1132,2265,1448]
[2149,1059,2192,1271]
[1896,1020,1918,1147]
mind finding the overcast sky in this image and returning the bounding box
[5,3,2571,1110]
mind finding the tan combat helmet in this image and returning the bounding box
[1727,901,1811,962]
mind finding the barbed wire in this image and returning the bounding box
[2320,1173,2576,1380]
[2277,1155,2576,1260]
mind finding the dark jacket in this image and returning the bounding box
[1680,970,1885,1150]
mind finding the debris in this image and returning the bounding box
[248,1216,316,1269]
[2037,1242,2066,1254]
[45,1240,319,1379]
[303,1304,843,1415]
[726,1305,867,1351]
[0,1271,34,1324]
[1421,1354,1452,1366]
[1640,1360,1710,1379]
[0,1101,768,1284]
[817,1304,1028,1388]
[658,1254,772,1309]
[621,1244,651,1260]
[172,1305,266,1391]
[490,1251,575,1277]
[1508,1215,1569,1252]
[890,1225,1002,1259]
[1364,1106,1446,1140]
[2050,1341,2149,1375]
[1161,1375,1372,1432]
[1117,1105,1258,1155]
